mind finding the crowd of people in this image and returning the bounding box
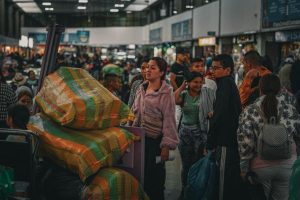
[0,48,300,200]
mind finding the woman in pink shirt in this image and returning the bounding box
[132,57,179,200]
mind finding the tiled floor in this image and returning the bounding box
[165,149,182,200]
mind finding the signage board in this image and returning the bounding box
[198,37,216,46]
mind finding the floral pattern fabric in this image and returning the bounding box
[237,93,300,161]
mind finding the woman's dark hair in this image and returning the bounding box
[290,60,300,95]
[259,74,281,121]
[150,57,168,80]
[186,71,204,82]
[212,54,234,75]
[7,104,30,130]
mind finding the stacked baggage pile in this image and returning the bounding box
[28,67,148,200]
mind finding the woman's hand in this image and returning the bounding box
[179,80,187,91]
[161,146,170,162]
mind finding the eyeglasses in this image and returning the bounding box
[211,66,223,71]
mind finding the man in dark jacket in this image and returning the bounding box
[207,54,242,200]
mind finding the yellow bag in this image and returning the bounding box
[28,115,135,181]
[35,67,131,130]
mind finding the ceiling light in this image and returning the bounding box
[173,10,177,14]
[115,4,124,7]
[12,0,33,2]
[78,0,88,3]
[125,4,147,11]
[77,6,86,9]
[45,7,54,11]
[16,2,42,13]
[205,0,209,3]
[110,9,119,12]
[42,2,51,6]
[126,11,132,14]
[185,5,193,9]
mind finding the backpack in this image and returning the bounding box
[256,106,292,160]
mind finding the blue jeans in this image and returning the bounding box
[178,124,206,187]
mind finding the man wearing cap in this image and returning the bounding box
[170,48,190,91]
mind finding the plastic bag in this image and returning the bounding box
[0,165,14,200]
[289,157,300,200]
[35,67,131,130]
[28,114,135,181]
[185,151,218,200]
[82,168,149,200]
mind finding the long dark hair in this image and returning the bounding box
[259,74,281,122]
[150,57,168,80]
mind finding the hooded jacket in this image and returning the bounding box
[132,80,179,150]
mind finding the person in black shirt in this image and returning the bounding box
[170,47,190,91]
[207,54,242,200]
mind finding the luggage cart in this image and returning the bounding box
[0,129,39,200]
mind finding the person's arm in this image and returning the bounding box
[160,90,179,153]
[237,105,257,174]
[6,85,17,106]
[169,72,178,91]
[174,81,186,105]
[206,80,231,149]
[239,69,259,107]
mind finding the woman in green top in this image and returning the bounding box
[174,72,214,198]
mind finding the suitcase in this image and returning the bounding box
[0,128,39,200]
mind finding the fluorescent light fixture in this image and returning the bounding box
[110,9,119,12]
[125,4,147,11]
[115,4,124,7]
[77,6,86,9]
[42,2,51,6]
[173,10,177,14]
[185,5,193,9]
[78,0,88,3]
[126,11,132,13]
[45,7,54,11]
[127,55,135,59]
[16,2,42,13]
[12,0,33,2]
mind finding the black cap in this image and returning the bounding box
[176,47,187,54]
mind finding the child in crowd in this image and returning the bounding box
[6,104,30,142]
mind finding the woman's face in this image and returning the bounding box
[188,77,203,93]
[141,62,148,80]
[18,95,33,109]
[29,71,36,80]
[146,60,163,81]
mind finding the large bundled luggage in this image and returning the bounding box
[28,115,135,181]
[35,67,131,130]
[82,168,149,200]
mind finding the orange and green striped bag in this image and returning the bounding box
[28,114,135,181]
[82,168,149,200]
[35,67,131,130]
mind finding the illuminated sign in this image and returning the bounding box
[198,37,216,46]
